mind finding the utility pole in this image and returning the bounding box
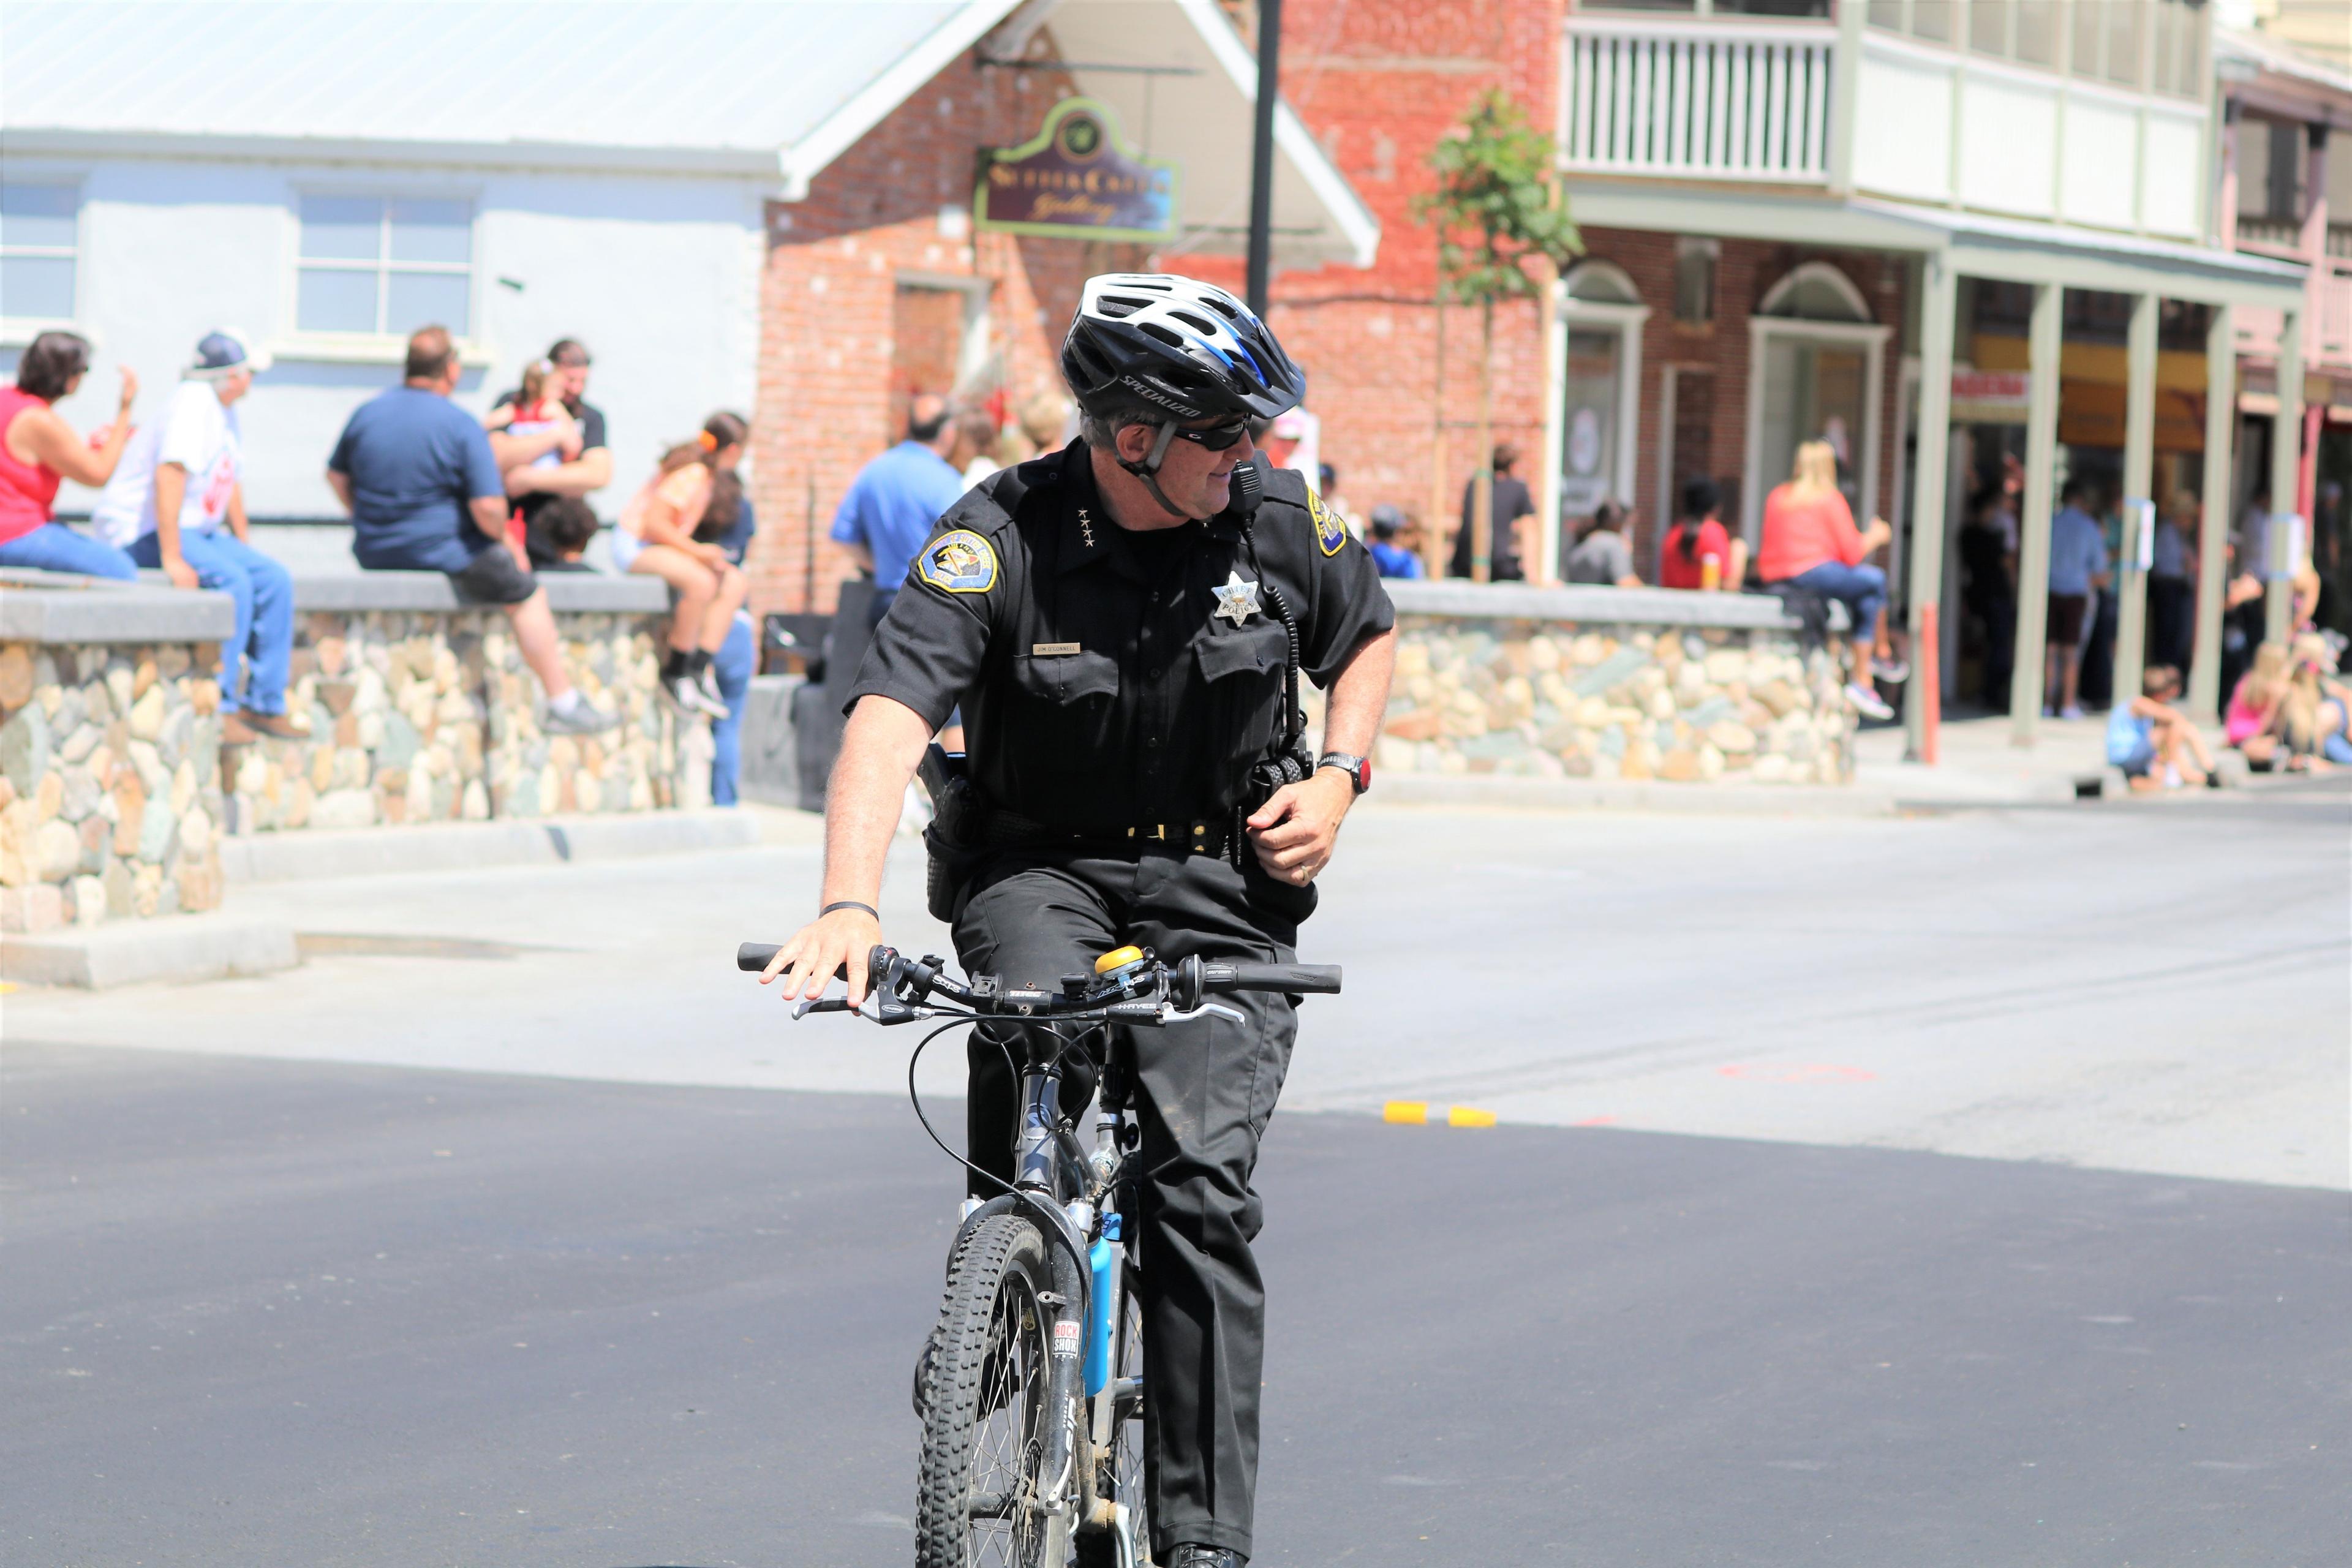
[1245,0,1283,315]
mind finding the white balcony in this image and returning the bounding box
[1563,15,1835,184]
[1561,12,2209,243]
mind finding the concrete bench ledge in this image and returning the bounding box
[1384,579,1849,633]
[282,571,670,615]
[0,573,238,644]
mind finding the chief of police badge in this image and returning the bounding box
[918,529,999,594]
[1306,488,1346,557]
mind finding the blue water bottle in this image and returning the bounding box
[1084,1212,1121,1397]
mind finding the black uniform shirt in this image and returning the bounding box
[847,440,1393,831]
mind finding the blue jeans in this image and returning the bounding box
[1784,560,1886,648]
[130,529,293,716]
[0,521,137,579]
[709,610,755,806]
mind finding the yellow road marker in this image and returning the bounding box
[1382,1101,1495,1128]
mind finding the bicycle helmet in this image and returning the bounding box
[1061,273,1305,426]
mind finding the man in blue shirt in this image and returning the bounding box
[326,326,613,734]
[1366,505,1422,579]
[2044,476,2111,720]
[830,393,968,624]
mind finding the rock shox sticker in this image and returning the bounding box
[917,529,999,594]
[1307,488,1346,557]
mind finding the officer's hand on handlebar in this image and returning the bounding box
[1244,769,1355,887]
[758,905,886,1006]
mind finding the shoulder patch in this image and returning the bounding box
[1306,488,1347,557]
[917,529,999,594]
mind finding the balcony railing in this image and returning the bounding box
[1563,17,1836,184]
[2236,214,2302,252]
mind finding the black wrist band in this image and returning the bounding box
[820,900,880,922]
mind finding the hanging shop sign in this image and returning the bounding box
[974,97,1177,242]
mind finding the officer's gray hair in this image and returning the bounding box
[1079,409,1154,454]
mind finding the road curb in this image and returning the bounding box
[1370,772,1901,818]
[219,809,761,884]
[1,912,298,990]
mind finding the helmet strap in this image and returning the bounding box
[1117,420,1194,521]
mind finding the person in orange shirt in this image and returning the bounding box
[1758,440,1894,720]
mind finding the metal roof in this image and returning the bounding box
[0,0,1004,167]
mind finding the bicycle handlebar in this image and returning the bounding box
[1201,961,1343,995]
[737,942,783,972]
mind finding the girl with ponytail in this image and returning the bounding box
[615,410,751,719]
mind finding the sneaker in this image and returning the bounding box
[243,710,311,741]
[2058,704,2086,722]
[666,672,729,721]
[1871,655,1910,684]
[695,663,733,718]
[1845,682,1894,722]
[543,698,619,736]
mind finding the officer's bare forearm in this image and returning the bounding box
[1320,627,1396,756]
[822,695,932,908]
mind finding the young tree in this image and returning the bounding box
[1416,89,1582,583]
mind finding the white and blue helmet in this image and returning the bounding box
[1061,274,1305,425]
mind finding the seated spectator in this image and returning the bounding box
[489,338,612,570]
[1758,439,1894,720]
[1657,477,1746,592]
[483,358,583,539]
[2278,633,2352,768]
[1566,500,1642,587]
[614,412,750,719]
[2106,665,2212,790]
[0,331,140,579]
[1366,505,1422,579]
[327,325,614,735]
[529,496,602,572]
[92,330,307,742]
[2225,641,2288,771]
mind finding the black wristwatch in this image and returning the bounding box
[1318,752,1371,794]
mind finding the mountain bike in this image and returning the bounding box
[736,938,1341,1568]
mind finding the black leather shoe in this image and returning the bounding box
[1168,1547,1246,1568]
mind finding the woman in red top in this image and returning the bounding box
[1658,476,1747,592]
[1758,440,1894,720]
[0,331,141,579]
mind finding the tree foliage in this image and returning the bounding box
[1415,88,1583,304]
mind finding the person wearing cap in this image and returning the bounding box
[92,330,306,741]
[1366,504,1423,578]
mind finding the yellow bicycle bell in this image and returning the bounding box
[1094,944,1145,976]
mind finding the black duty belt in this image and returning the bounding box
[978,804,1234,859]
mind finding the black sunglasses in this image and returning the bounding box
[1170,418,1250,451]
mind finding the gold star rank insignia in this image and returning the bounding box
[1212,570,1261,627]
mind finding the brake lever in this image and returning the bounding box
[1159,1001,1247,1027]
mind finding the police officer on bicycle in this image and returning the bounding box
[761,273,1395,1567]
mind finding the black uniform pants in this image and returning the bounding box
[954,846,1311,1561]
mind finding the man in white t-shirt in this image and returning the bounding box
[93,330,306,741]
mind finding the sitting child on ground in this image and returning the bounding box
[2225,642,2288,771]
[2278,633,2352,769]
[2106,665,2213,791]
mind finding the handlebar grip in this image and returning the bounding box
[1203,962,1343,995]
[735,941,868,985]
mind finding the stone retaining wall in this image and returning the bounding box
[1,579,234,932]
[0,570,709,930]
[1372,582,1853,786]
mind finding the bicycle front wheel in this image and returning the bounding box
[918,1213,1058,1568]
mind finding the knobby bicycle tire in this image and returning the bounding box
[918,1213,1058,1568]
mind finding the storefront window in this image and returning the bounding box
[1561,329,1621,518]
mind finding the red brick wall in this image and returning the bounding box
[748,55,1145,615]
[1182,0,1569,559]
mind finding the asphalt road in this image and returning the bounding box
[6,1041,2348,1568]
